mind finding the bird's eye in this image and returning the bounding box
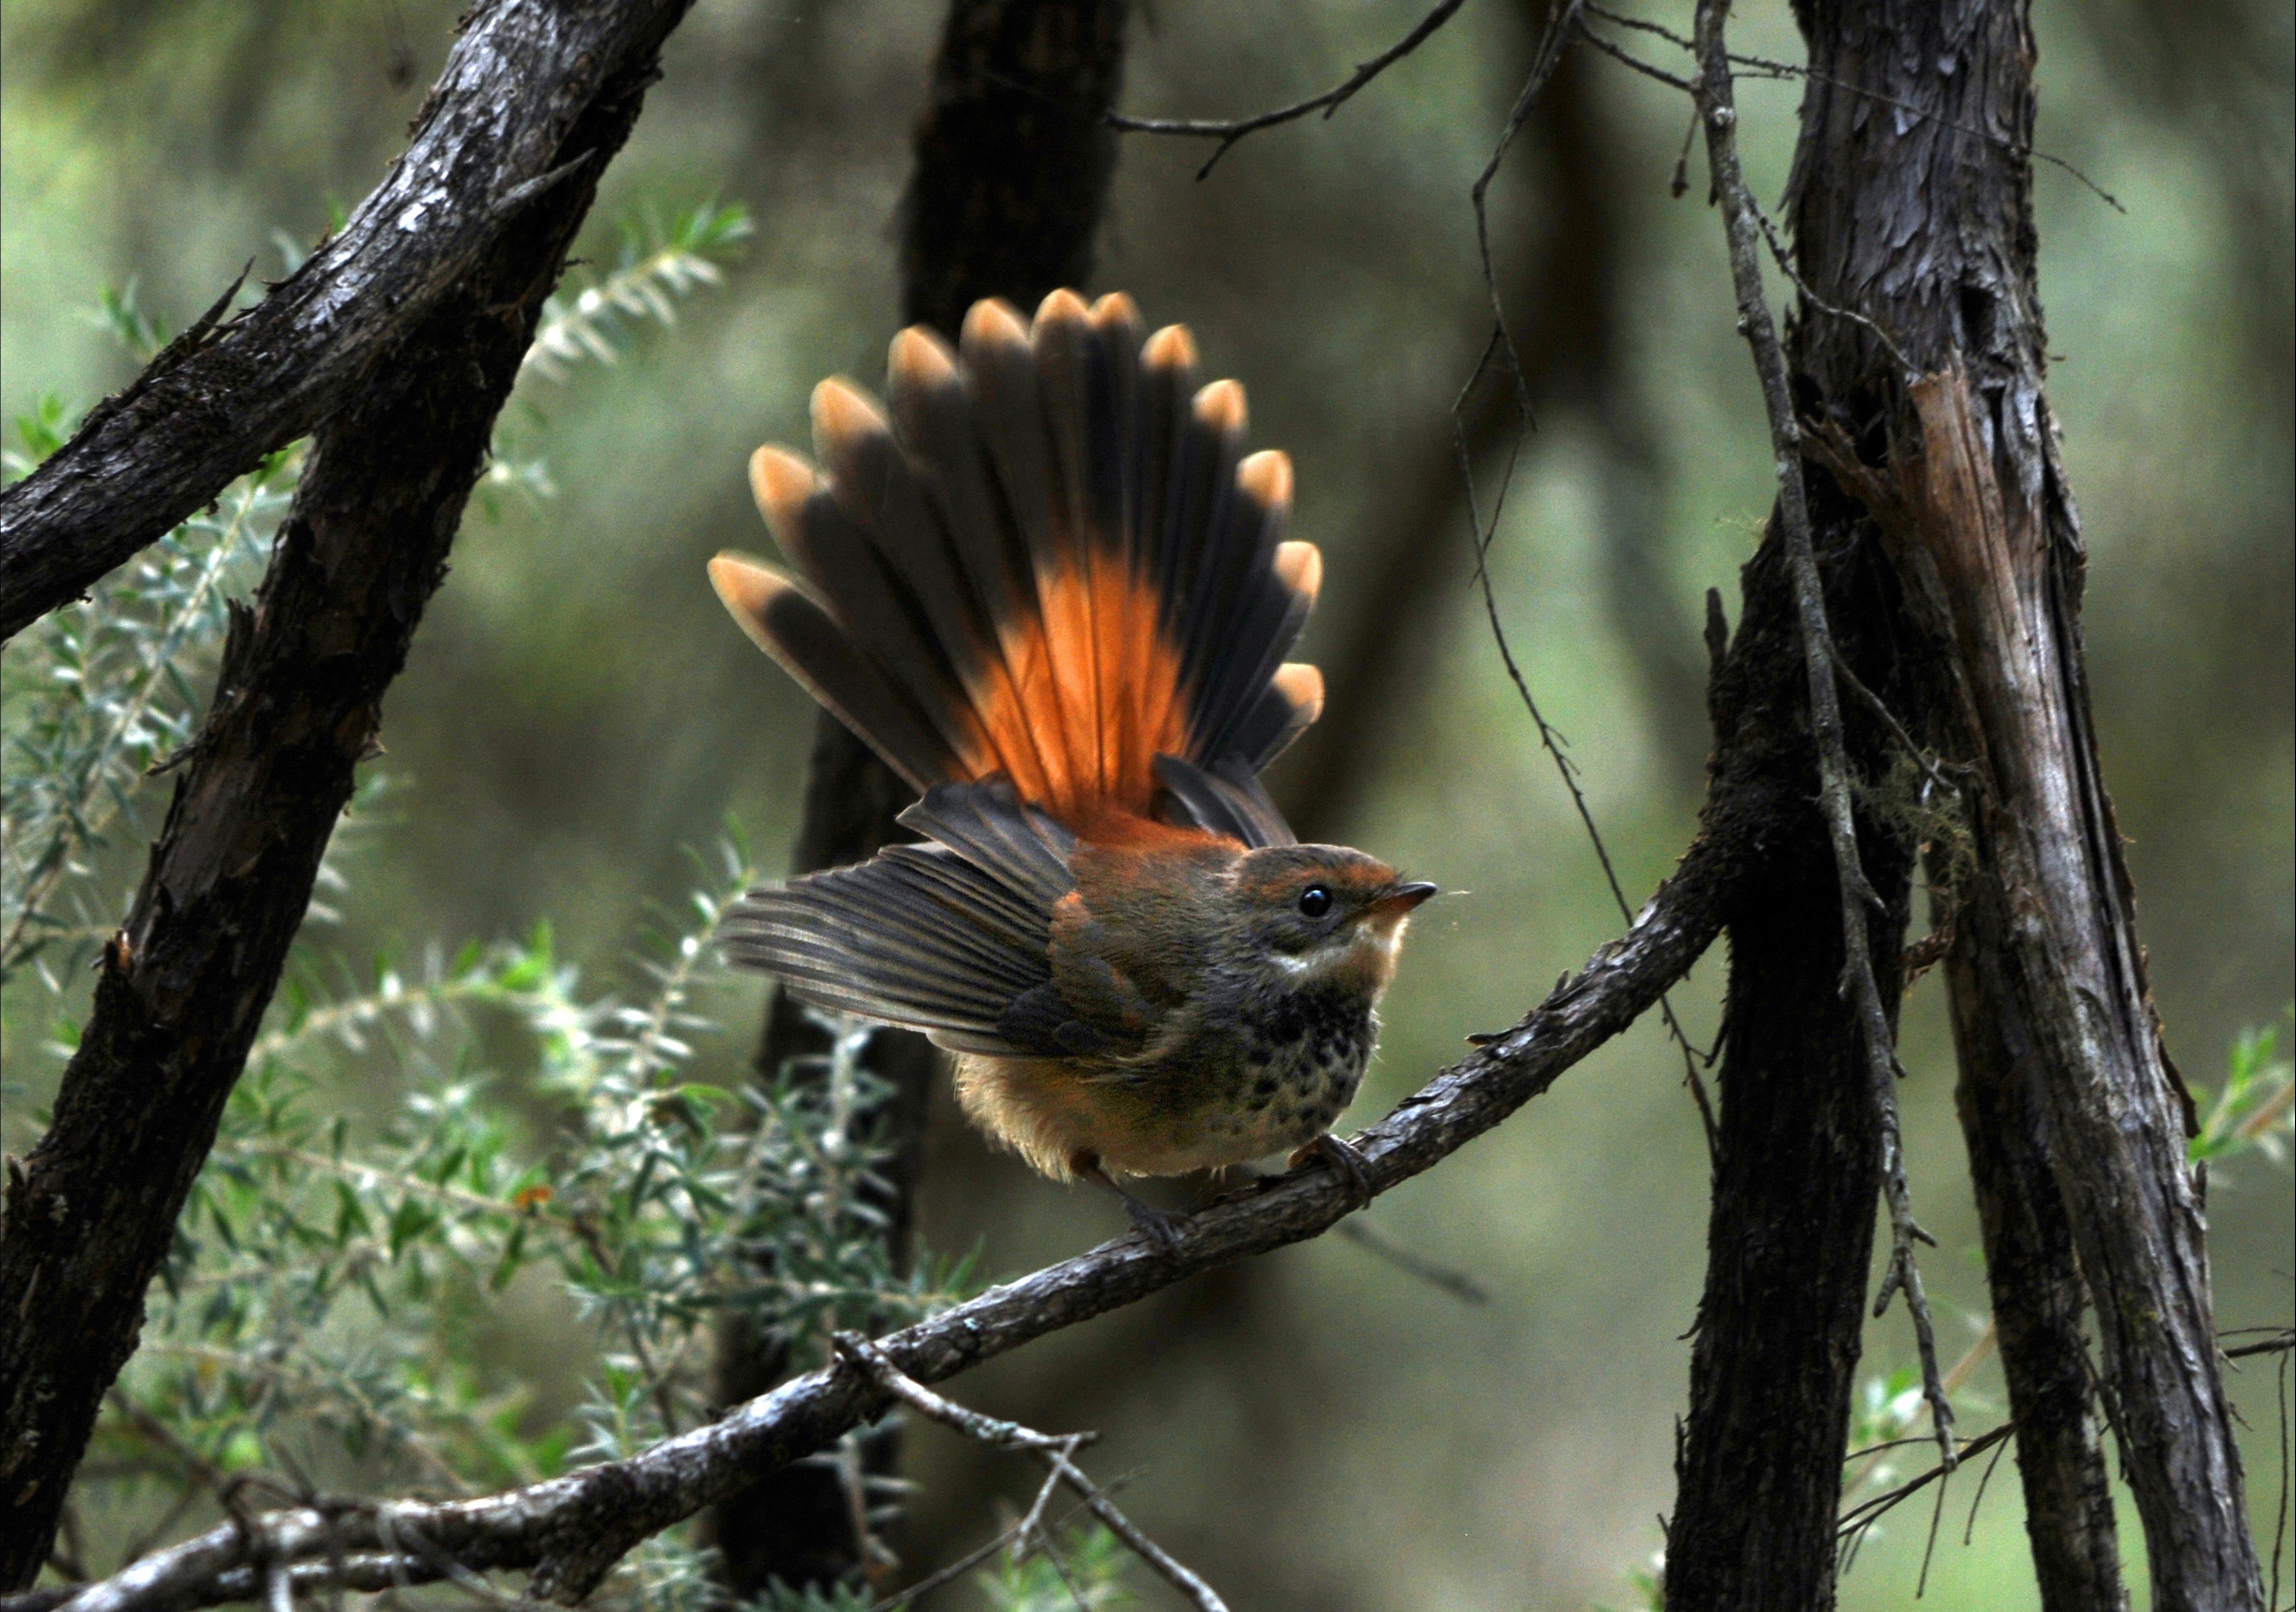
[1297,884,1333,919]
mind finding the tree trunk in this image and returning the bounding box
[1780,1,2262,1605]
[0,8,692,1581]
[1667,508,1918,1609]
[703,0,1130,1593]
[1948,944,2129,1611]
[1665,0,2259,1603]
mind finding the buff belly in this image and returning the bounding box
[955,999,1374,1179]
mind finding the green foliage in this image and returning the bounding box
[973,1524,1135,1611]
[91,278,169,360]
[2188,1012,2294,1170]
[0,447,292,991]
[0,201,1057,1605]
[72,819,977,1592]
[521,201,753,385]
[1591,1553,1665,1612]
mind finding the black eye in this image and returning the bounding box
[1297,885,1333,919]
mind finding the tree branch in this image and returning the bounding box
[0,3,697,1583]
[0,0,686,644]
[36,818,1744,1612]
[1108,0,1468,178]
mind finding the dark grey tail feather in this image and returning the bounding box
[1151,754,1297,849]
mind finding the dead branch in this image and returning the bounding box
[834,1335,1228,1611]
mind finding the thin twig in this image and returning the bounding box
[1570,18,1698,94]
[1108,0,1470,178]
[2226,1328,2296,1360]
[1838,1422,2015,1549]
[1334,1215,1490,1305]
[1690,0,1955,1470]
[1581,3,2125,212]
[833,1334,1228,1612]
[1962,1421,2013,1546]
[1451,0,1725,1161]
[1744,195,1915,375]
[1828,640,1966,798]
[1914,1449,1951,1596]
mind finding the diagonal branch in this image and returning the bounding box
[0,0,687,644]
[1108,0,1469,177]
[0,3,698,1585]
[1689,0,1955,1469]
[34,817,1745,1612]
[833,1335,1227,1611]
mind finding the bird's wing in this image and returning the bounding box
[718,779,1138,1059]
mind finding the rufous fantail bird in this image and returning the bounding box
[707,289,1436,1244]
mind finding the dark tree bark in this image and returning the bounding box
[1667,508,1919,1611]
[0,0,695,645]
[1948,948,2129,1611]
[1672,0,2260,1606]
[1783,2,2260,1605]
[0,5,695,1584]
[704,1,1131,1593]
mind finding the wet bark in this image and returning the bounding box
[704,0,1131,1593]
[0,5,693,1583]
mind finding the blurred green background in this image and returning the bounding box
[3,0,2289,1606]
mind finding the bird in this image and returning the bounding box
[707,288,1436,1246]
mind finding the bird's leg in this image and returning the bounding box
[1071,1150,1192,1254]
[1290,1132,1375,1211]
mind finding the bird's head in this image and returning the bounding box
[1226,843,1438,994]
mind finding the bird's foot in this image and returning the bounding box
[1073,1152,1193,1254]
[1290,1132,1375,1211]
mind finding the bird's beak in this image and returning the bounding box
[1360,880,1439,923]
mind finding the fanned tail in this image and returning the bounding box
[710,289,1323,836]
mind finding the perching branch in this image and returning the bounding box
[33,818,1746,1612]
[1108,0,1469,177]
[0,0,690,644]
[1689,0,1955,1470]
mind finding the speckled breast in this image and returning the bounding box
[1234,983,1376,1149]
